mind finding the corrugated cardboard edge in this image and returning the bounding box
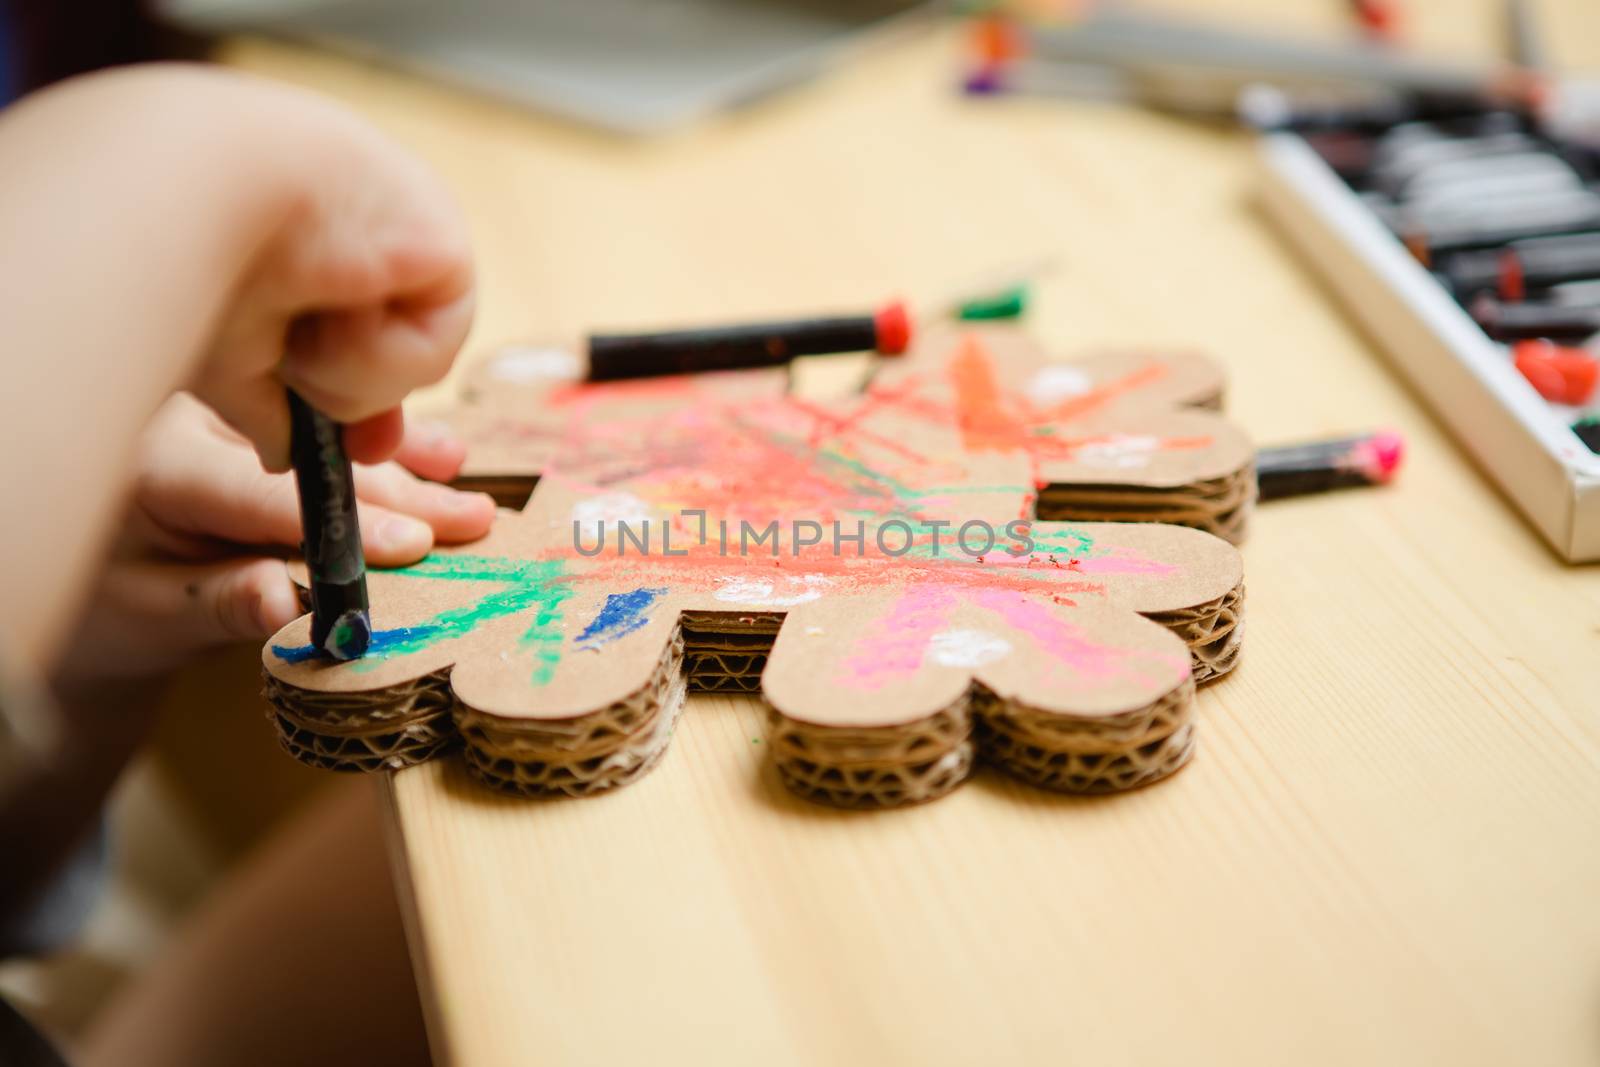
[260,576,1242,801]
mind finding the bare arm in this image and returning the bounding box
[0,64,479,939]
[0,64,474,674]
[0,67,289,670]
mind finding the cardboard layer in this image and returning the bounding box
[263,325,1251,805]
[265,518,1236,724]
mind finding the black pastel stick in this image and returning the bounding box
[1470,295,1600,341]
[287,389,371,661]
[1241,89,1513,136]
[1408,217,1600,260]
[1257,431,1405,500]
[587,301,911,381]
[1438,233,1600,298]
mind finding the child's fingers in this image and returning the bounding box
[139,421,306,548]
[390,418,468,483]
[59,558,301,682]
[351,462,495,546]
[139,397,493,557]
[279,277,474,430]
[353,502,434,566]
[205,377,294,473]
[343,408,406,465]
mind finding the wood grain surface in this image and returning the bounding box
[222,3,1600,1063]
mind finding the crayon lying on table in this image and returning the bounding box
[587,301,912,381]
[1257,430,1406,500]
[287,389,371,661]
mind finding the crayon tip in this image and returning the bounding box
[1354,430,1406,484]
[875,300,912,356]
[963,66,1006,96]
[1498,250,1525,301]
[970,15,1024,66]
[1512,340,1600,405]
[956,284,1028,320]
[323,609,372,661]
[1353,0,1401,41]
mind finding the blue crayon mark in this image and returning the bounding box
[575,588,668,650]
[273,624,446,665]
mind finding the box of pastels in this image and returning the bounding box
[1256,105,1600,561]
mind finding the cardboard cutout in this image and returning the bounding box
[263,326,1249,807]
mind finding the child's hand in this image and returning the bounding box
[53,395,496,685]
[0,64,482,672]
[174,67,476,471]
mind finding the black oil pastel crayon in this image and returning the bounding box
[1256,431,1406,501]
[1470,294,1600,341]
[1241,89,1512,137]
[287,389,371,661]
[1402,215,1600,260]
[1438,232,1600,298]
[587,301,912,381]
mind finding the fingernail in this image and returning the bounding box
[376,515,432,552]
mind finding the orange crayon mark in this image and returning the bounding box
[948,335,1028,453]
[1037,362,1168,423]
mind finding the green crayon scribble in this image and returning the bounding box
[1030,527,1100,558]
[519,586,571,686]
[356,553,573,686]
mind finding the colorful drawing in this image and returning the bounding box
[263,325,1248,807]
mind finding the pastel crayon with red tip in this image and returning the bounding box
[1437,233,1600,299]
[1512,340,1599,405]
[586,301,912,381]
[1256,431,1406,500]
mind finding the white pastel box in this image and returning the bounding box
[1257,131,1600,563]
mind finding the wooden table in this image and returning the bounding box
[221,3,1600,1062]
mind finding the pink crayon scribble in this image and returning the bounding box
[1073,550,1180,577]
[837,585,957,690]
[966,588,1127,681]
[969,588,1189,686]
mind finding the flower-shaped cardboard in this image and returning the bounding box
[263,325,1249,807]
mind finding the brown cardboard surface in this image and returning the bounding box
[874,324,1254,493]
[263,326,1250,805]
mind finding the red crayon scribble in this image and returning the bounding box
[784,394,930,467]
[461,332,1212,624]
[1033,362,1168,423]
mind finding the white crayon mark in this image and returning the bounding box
[925,628,1013,668]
